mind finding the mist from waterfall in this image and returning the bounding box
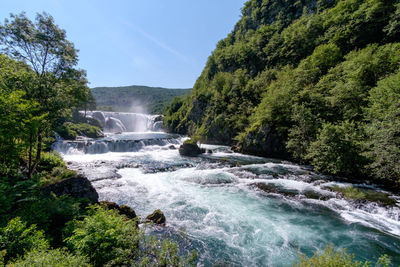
[84,111,163,133]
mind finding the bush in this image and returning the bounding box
[40,167,77,186]
[293,245,391,267]
[57,122,103,140]
[65,205,197,267]
[8,248,90,267]
[18,194,83,247]
[37,152,65,172]
[0,218,48,264]
[330,185,366,201]
[65,206,141,267]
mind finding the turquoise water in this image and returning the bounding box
[58,133,400,266]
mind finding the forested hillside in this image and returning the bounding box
[91,85,190,114]
[164,0,400,187]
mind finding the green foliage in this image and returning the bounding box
[331,185,366,200]
[0,12,92,177]
[8,248,90,267]
[0,55,43,173]
[18,194,82,246]
[164,0,400,187]
[0,177,39,226]
[65,205,197,267]
[306,121,365,176]
[65,206,140,267]
[91,85,191,114]
[293,245,391,267]
[0,218,48,264]
[56,122,103,140]
[37,152,65,172]
[329,185,397,206]
[364,71,400,185]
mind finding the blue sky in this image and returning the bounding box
[0,0,246,88]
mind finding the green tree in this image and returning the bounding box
[0,12,91,177]
[364,71,400,185]
[306,121,365,176]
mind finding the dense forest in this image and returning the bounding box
[164,0,400,189]
[92,86,190,114]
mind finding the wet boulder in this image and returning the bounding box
[92,111,106,126]
[100,201,137,219]
[179,143,205,157]
[168,145,176,150]
[105,117,126,133]
[146,209,166,225]
[42,176,99,204]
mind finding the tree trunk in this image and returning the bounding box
[30,129,43,177]
[27,131,33,179]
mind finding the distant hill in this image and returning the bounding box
[91,85,191,114]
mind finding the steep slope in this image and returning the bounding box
[164,0,400,187]
[91,85,190,114]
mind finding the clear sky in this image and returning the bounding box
[0,0,247,88]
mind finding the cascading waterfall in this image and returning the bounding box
[53,123,400,266]
[84,111,163,133]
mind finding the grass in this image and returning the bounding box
[330,185,397,206]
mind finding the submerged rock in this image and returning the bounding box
[100,201,137,219]
[146,209,166,224]
[168,145,176,150]
[179,143,205,157]
[303,190,331,201]
[254,183,298,197]
[42,176,99,203]
[206,149,213,154]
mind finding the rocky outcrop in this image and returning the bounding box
[145,209,166,225]
[105,117,126,133]
[179,143,205,157]
[100,201,137,219]
[42,176,99,203]
[92,111,106,126]
[234,124,287,159]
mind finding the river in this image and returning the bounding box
[53,112,400,266]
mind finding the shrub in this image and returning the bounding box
[0,218,48,264]
[40,167,77,186]
[65,205,197,267]
[65,206,141,267]
[293,245,391,267]
[18,194,83,247]
[330,185,366,201]
[37,152,65,172]
[8,248,90,267]
[57,122,103,140]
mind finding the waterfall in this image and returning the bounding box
[84,111,163,133]
[52,132,182,155]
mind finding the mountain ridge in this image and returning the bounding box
[91,85,190,114]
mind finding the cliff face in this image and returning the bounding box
[164,0,400,183]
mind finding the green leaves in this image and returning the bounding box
[0,217,49,264]
[0,12,77,76]
[364,71,400,184]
